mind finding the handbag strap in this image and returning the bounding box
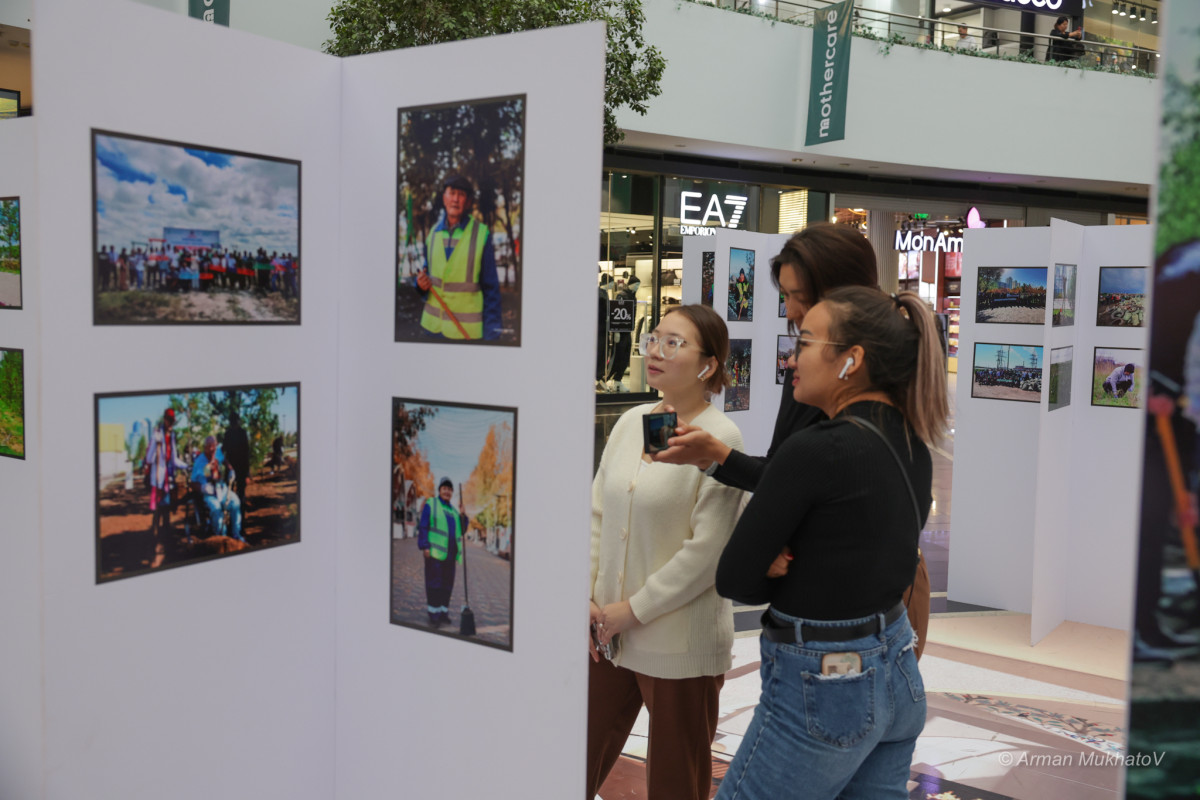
[843,415,922,535]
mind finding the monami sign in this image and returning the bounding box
[894,230,964,253]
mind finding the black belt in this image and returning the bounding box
[761,601,907,644]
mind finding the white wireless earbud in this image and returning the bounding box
[838,356,855,381]
[697,365,711,380]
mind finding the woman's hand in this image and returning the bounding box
[766,546,793,579]
[597,601,640,645]
[650,405,731,469]
[589,600,604,662]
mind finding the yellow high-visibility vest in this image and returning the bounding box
[420,217,486,339]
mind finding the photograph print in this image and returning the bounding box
[95,383,299,583]
[1048,346,1073,412]
[391,399,516,651]
[1052,263,1077,327]
[1096,267,1147,327]
[728,247,754,321]
[0,347,24,459]
[975,267,1047,325]
[395,95,525,346]
[970,342,1043,403]
[776,334,793,385]
[92,130,301,325]
[1091,347,1145,409]
[701,251,715,308]
[724,338,752,411]
[0,196,20,309]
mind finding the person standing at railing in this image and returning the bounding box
[1047,15,1083,63]
[955,24,978,52]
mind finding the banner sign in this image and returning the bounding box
[188,0,230,26]
[805,0,854,146]
[607,298,635,333]
[163,227,220,251]
[966,0,1085,16]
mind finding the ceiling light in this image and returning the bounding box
[1140,7,1147,20]
[1111,2,1119,12]
[1152,10,1158,23]
[1119,4,1127,15]
[943,5,951,11]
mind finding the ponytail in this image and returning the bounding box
[822,288,949,445]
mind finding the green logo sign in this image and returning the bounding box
[188,0,229,26]
[805,0,854,146]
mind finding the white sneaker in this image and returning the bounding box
[615,381,629,393]
[605,379,617,392]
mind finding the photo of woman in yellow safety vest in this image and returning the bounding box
[418,476,468,628]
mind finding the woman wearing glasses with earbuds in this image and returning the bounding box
[587,304,746,800]
[713,287,948,799]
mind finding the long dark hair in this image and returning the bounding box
[770,223,879,305]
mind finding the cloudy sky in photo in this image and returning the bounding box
[94,133,299,255]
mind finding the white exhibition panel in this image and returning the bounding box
[682,228,790,459]
[0,117,43,800]
[34,2,341,798]
[334,24,605,800]
[1065,225,1150,631]
[951,226,1048,615]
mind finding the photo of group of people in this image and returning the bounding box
[94,384,300,583]
[1052,263,1076,327]
[1048,346,1073,412]
[394,95,525,346]
[1096,267,1146,327]
[975,267,1047,325]
[728,248,754,322]
[701,251,715,308]
[390,399,515,650]
[0,196,20,309]
[1092,347,1144,409]
[91,130,301,325]
[776,335,793,385]
[724,339,752,412]
[0,347,23,459]
[970,342,1043,403]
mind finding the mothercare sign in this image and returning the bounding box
[805,0,854,146]
[188,0,229,26]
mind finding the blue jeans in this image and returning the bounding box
[715,608,925,800]
[202,493,243,541]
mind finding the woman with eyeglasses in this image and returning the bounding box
[588,304,746,800]
[713,288,948,799]
[652,224,932,659]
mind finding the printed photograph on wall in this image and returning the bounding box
[0,196,21,310]
[95,383,300,583]
[1048,346,1073,412]
[724,338,752,411]
[391,398,516,651]
[92,130,301,325]
[944,252,962,278]
[701,251,715,307]
[1052,263,1077,327]
[728,247,754,322]
[776,335,792,385]
[395,95,525,346]
[970,342,1043,403]
[0,347,24,459]
[975,267,1047,325]
[1091,347,1144,409]
[778,290,786,318]
[1096,267,1147,327]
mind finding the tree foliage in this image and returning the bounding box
[167,388,289,471]
[463,421,514,529]
[324,0,665,145]
[0,350,23,414]
[393,401,437,500]
[0,199,19,270]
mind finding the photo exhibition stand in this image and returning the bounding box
[1,1,604,799]
[951,220,1151,644]
[682,228,790,456]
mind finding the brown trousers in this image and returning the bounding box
[586,658,723,800]
[905,549,931,660]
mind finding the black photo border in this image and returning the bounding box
[1090,345,1145,410]
[0,196,22,311]
[93,380,302,584]
[969,340,1044,404]
[776,334,793,385]
[1095,266,1147,328]
[728,247,755,323]
[90,128,302,327]
[393,94,527,348]
[388,396,518,653]
[1048,345,1073,412]
[974,266,1048,326]
[1051,263,1077,328]
[0,346,26,461]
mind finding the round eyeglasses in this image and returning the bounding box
[792,336,846,360]
[639,333,695,360]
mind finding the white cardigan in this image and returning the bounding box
[590,402,745,679]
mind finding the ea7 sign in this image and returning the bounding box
[680,192,749,229]
[894,230,963,253]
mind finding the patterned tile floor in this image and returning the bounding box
[597,375,1133,800]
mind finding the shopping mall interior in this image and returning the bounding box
[1,0,1192,799]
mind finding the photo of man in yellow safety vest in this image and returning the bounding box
[418,476,469,627]
[414,175,502,340]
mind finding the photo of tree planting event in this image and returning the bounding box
[395,95,524,345]
[1091,347,1145,409]
[971,342,1043,403]
[92,130,300,324]
[391,399,515,650]
[0,196,21,309]
[975,267,1047,324]
[95,384,299,583]
[1052,263,1076,327]
[0,348,24,459]
[1096,266,1147,327]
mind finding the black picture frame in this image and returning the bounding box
[0,196,21,310]
[975,267,1047,325]
[1096,267,1147,328]
[969,341,1044,404]
[0,347,25,460]
[1090,347,1144,409]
